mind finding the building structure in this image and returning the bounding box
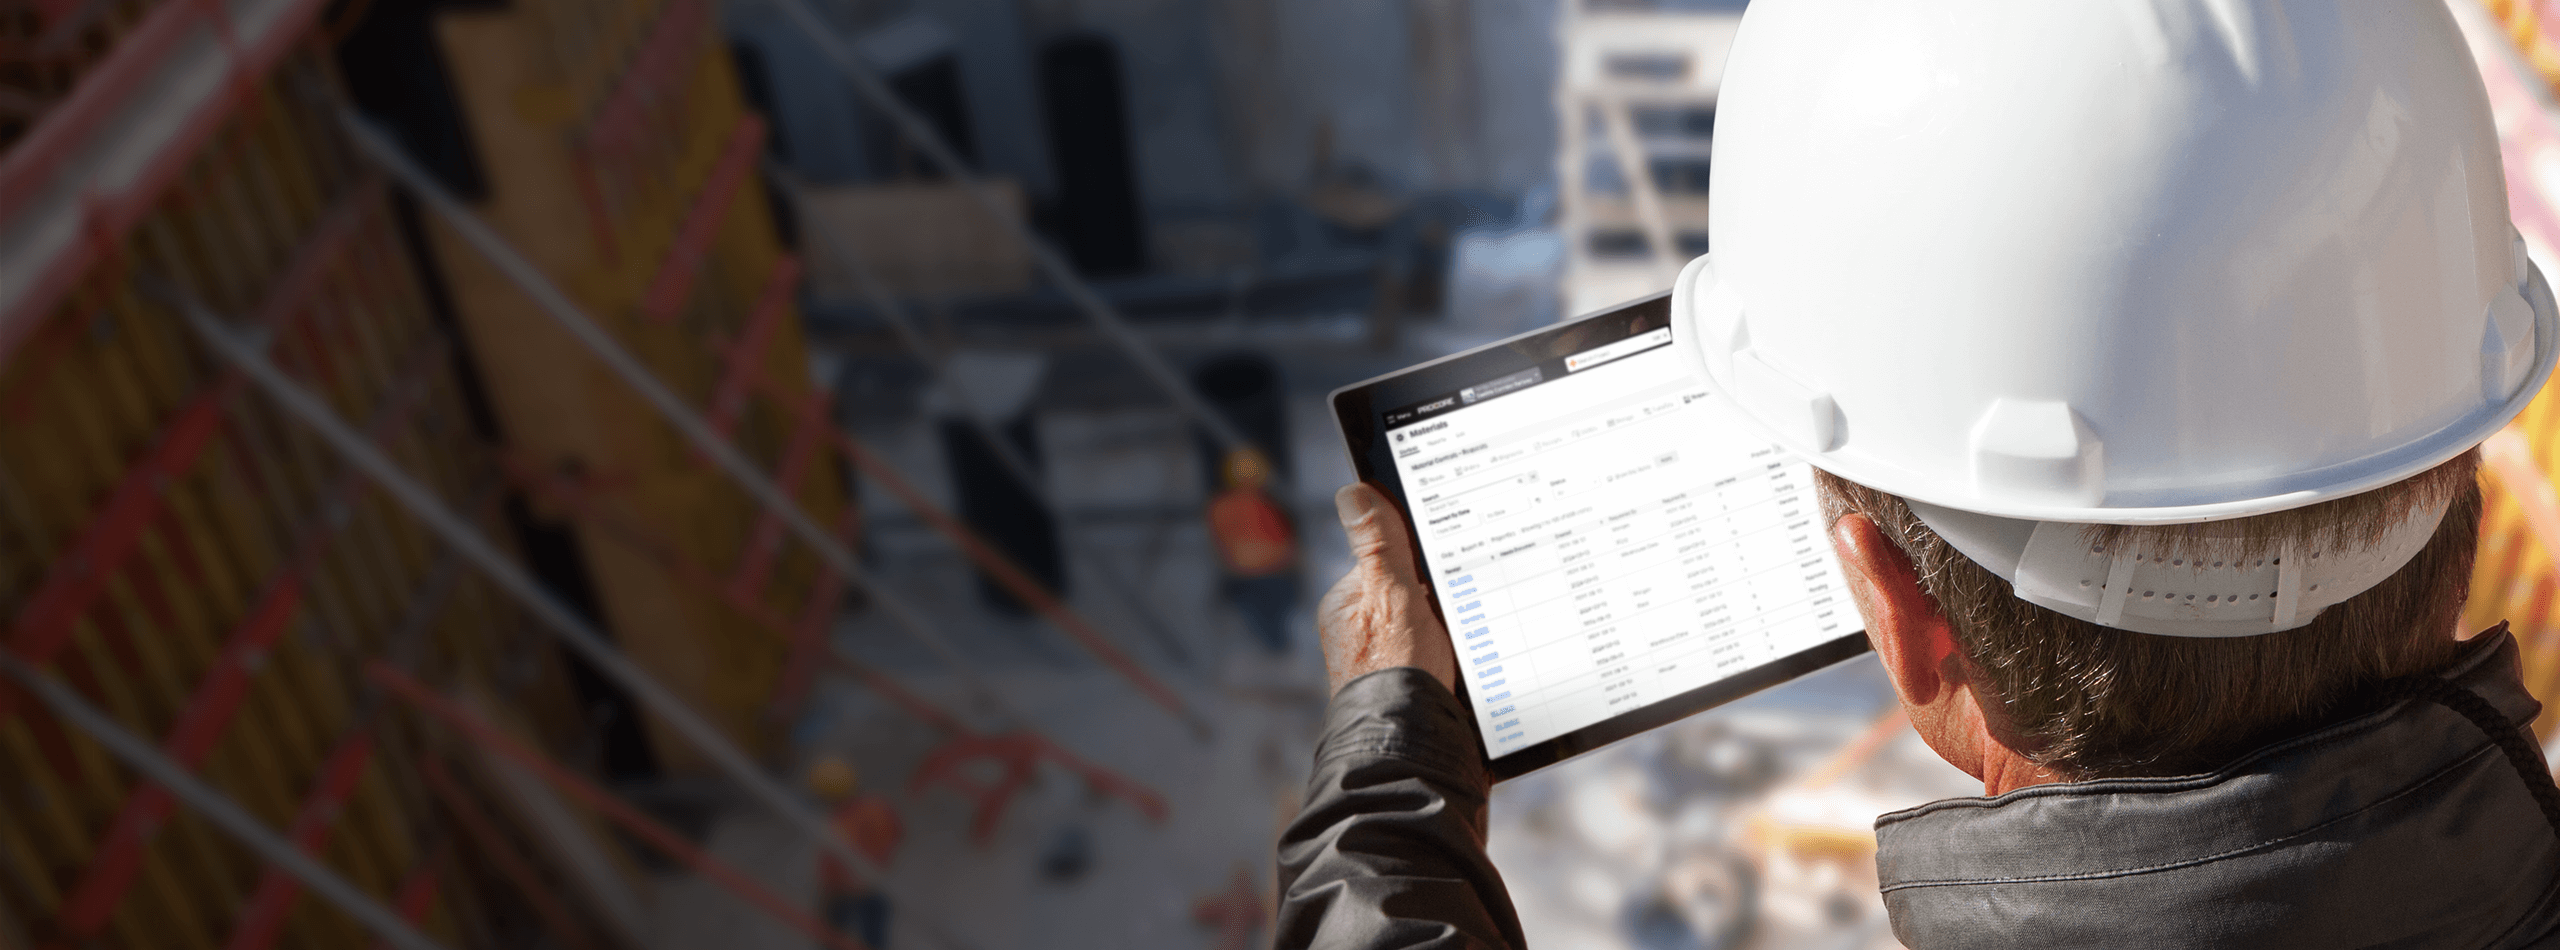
[1555,1,1741,317]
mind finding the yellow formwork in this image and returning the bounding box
[420,0,850,773]
[2466,379,2560,742]
[2456,0,2560,743]
[0,42,588,950]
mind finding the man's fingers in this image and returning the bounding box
[1335,483,1423,584]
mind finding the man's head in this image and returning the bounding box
[1221,447,1274,492]
[1688,0,2549,788]
[1817,454,2483,783]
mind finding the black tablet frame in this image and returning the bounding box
[1328,291,1871,782]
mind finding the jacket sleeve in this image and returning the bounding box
[1274,667,1526,950]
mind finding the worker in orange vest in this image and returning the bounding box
[807,757,901,949]
[1209,446,1300,653]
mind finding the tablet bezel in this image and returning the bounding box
[1329,291,1872,782]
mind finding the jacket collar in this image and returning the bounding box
[1875,630,2560,949]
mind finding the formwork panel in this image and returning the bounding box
[417,0,849,773]
[1,33,613,950]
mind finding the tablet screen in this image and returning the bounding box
[1336,294,1862,772]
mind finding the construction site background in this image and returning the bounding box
[7,1,2560,949]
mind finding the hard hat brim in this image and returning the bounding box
[1675,254,2560,526]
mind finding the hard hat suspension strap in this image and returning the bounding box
[1910,499,2448,638]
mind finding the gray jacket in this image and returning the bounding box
[1276,632,2560,949]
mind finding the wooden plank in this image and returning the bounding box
[797,181,1034,300]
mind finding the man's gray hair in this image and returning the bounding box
[1815,452,2483,777]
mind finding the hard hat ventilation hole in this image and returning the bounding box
[2212,561,2224,568]
[2172,559,2184,566]
[2185,594,2196,601]
[2143,591,2156,598]
[2080,579,2092,588]
[2206,595,2218,602]
[2249,594,2260,601]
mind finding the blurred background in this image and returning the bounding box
[11,1,2560,949]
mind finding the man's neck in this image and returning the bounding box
[1965,697,2068,795]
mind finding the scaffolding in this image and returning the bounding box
[0,18,598,947]
[1553,1,1736,317]
[11,0,2560,949]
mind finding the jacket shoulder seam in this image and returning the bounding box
[1878,741,2503,893]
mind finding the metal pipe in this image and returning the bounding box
[328,111,1032,723]
[168,297,972,947]
[337,111,1212,736]
[752,0,1268,466]
[370,664,871,950]
[0,654,452,950]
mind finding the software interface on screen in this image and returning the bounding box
[1382,327,1856,757]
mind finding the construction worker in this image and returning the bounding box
[1209,445,1301,653]
[1278,2,2560,947]
[807,757,901,949]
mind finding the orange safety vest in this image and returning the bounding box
[818,796,903,894]
[1209,487,1297,577]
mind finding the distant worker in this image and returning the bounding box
[1277,2,2560,948]
[1210,446,1301,653]
[807,757,901,949]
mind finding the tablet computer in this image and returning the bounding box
[1330,291,1869,780]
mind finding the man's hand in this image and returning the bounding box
[1318,483,1459,696]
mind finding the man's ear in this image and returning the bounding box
[1831,512,1963,708]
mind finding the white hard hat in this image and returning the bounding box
[1676,0,2560,636]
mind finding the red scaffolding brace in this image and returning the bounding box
[221,731,379,950]
[641,117,767,323]
[500,459,1169,838]
[368,663,874,950]
[53,340,451,938]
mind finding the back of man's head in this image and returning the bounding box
[1815,454,2483,778]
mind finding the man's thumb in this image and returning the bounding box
[1336,483,1418,580]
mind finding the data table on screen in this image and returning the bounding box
[1387,338,1854,756]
